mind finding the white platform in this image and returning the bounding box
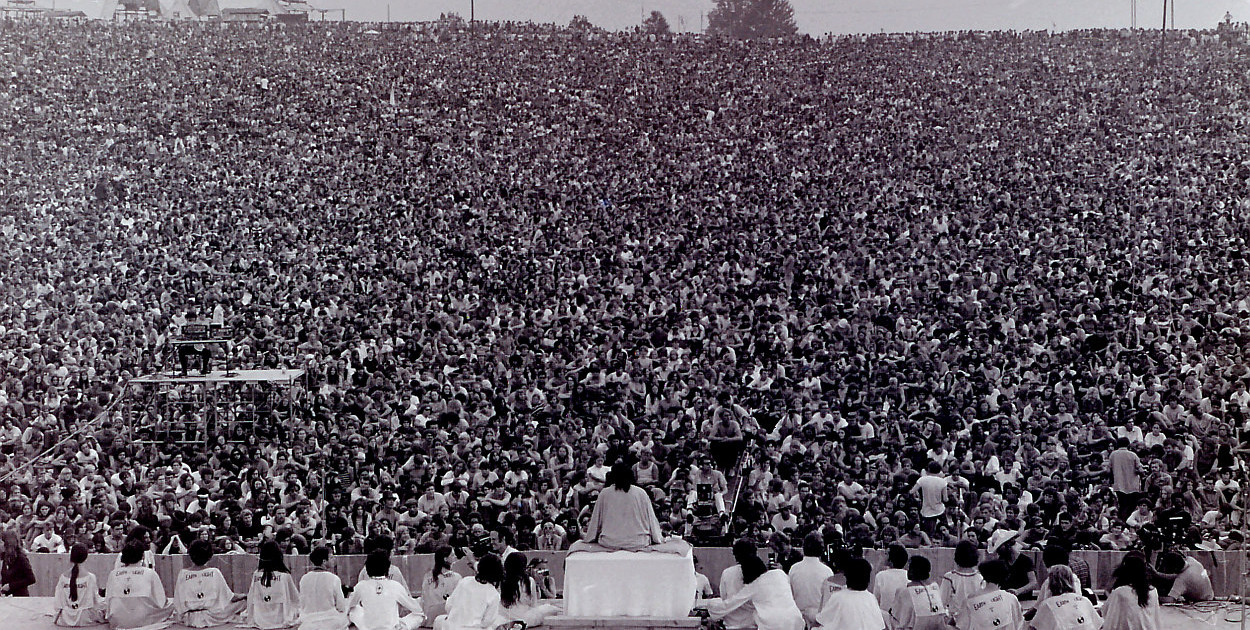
[563,550,697,618]
[132,369,305,384]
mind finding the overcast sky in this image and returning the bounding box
[311,0,1246,34]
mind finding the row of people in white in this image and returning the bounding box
[700,535,1128,630]
[53,541,557,630]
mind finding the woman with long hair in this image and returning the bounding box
[582,462,667,550]
[435,553,506,630]
[499,553,560,627]
[53,544,105,626]
[0,528,36,597]
[707,552,804,630]
[247,540,300,629]
[420,546,463,627]
[1101,553,1158,630]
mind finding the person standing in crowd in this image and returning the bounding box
[788,532,834,626]
[1101,554,1159,630]
[104,541,171,630]
[707,552,805,630]
[173,539,246,627]
[812,557,885,630]
[1109,440,1143,518]
[53,544,105,627]
[347,550,425,630]
[0,529,35,597]
[912,463,950,536]
[421,546,463,627]
[1029,566,1099,630]
[299,545,349,630]
[247,541,300,629]
[436,553,505,630]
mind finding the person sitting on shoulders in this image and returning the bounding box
[173,539,247,628]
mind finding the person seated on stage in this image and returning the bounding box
[435,553,505,630]
[420,546,464,627]
[1156,550,1214,603]
[173,539,247,628]
[247,541,301,629]
[582,462,669,551]
[887,556,948,630]
[53,544,106,627]
[299,545,349,630]
[348,549,426,630]
[706,551,806,630]
[812,557,885,630]
[1029,566,1099,630]
[104,540,173,630]
[499,552,561,628]
[356,536,411,592]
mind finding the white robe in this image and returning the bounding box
[347,576,424,630]
[174,567,246,628]
[1030,593,1100,630]
[813,588,885,630]
[53,569,106,627]
[247,571,301,629]
[357,565,411,593]
[419,570,462,627]
[787,557,834,626]
[299,570,349,630]
[104,565,172,630]
[708,569,805,630]
[434,579,504,630]
[719,566,756,630]
[1100,586,1159,630]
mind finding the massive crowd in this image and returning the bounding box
[0,20,1247,569]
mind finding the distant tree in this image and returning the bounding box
[643,10,672,35]
[707,0,797,39]
[569,15,596,31]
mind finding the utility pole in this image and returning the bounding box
[470,0,474,23]
[1131,0,1136,29]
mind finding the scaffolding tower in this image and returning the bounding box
[122,369,305,446]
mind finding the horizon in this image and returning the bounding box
[304,0,1248,35]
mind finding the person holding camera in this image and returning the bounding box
[499,553,561,627]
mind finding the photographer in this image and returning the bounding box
[499,553,560,627]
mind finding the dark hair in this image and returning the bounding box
[608,462,635,492]
[500,552,532,607]
[1113,553,1153,607]
[732,538,758,564]
[188,539,214,567]
[309,545,331,567]
[68,543,89,602]
[907,555,931,582]
[365,549,391,578]
[954,540,980,569]
[979,559,1009,588]
[1041,542,1070,570]
[887,544,909,569]
[257,541,290,587]
[740,554,767,585]
[475,553,504,586]
[431,546,454,587]
[802,532,824,557]
[845,558,872,591]
[120,540,146,566]
[124,525,152,545]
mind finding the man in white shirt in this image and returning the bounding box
[873,545,910,610]
[911,462,949,535]
[416,485,448,516]
[789,533,834,626]
[348,551,424,630]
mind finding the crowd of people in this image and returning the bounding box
[0,18,1247,573]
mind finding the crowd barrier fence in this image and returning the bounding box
[20,547,1247,600]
